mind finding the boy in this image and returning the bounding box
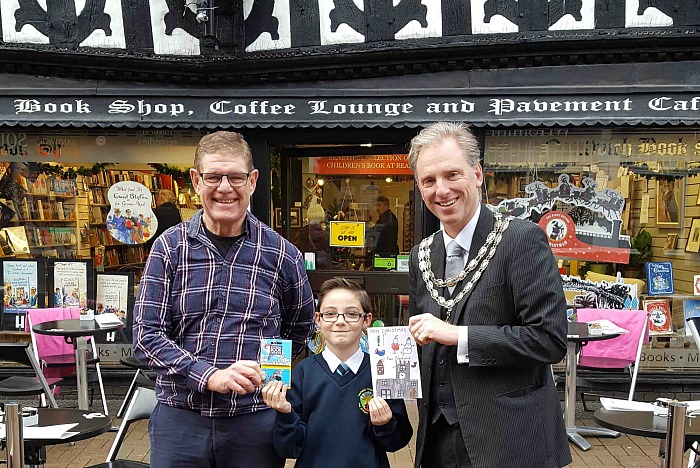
[262,278,413,467]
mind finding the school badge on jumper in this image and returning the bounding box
[358,388,373,414]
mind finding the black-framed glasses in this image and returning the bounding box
[319,311,365,323]
[199,172,250,187]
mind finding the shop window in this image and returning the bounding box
[483,127,700,372]
[0,129,204,348]
[272,152,415,272]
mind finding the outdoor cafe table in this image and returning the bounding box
[2,408,112,466]
[565,321,622,451]
[595,407,700,468]
[594,407,700,442]
[32,318,123,411]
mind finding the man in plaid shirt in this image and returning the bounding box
[133,131,315,468]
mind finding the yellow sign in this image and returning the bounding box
[329,221,365,248]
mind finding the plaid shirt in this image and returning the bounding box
[133,210,315,417]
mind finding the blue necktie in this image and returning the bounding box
[335,362,350,376]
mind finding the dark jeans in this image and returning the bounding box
[422,415,472,468]
[149,403,284,468]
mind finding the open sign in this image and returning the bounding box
[329,221,366,248]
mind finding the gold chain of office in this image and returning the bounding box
[417,213,512,322]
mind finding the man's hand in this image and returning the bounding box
[261,380,292,413]
[409,313,459,346]
[205,360,264,395]
[368,397,393,426]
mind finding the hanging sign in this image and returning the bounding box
[538,211,630,263]
[312,155,412,175]
[329,221,365,248]
[106,181,157,245]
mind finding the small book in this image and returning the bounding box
[644,298,673,335]
[260,338,292,387]
[646,261,674,295]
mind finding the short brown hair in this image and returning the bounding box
[316,277,371,315]
[194,131,254,172]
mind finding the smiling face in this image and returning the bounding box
[415,138,483,238]
[191,152,259,237]
[315,288,371,358]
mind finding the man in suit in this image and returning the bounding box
[406,122,570,468]
[373,195,399,255]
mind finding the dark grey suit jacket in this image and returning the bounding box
[409,206,571,468]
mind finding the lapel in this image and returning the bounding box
[449,206,496,325]
[428,233,446,319]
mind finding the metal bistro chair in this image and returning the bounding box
[116,355,154,419]
[0,342,60,408]
[575,308,650,411]
[88,386,157,468]
[26,307,109,414]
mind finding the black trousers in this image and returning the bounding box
[422,414,472,468]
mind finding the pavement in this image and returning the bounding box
[29,398,681,468]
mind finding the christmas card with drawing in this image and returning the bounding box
[367,326,422,400]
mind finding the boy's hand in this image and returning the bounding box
[368,397,393,426]
[262,380,292,413]
[206,360,264,395]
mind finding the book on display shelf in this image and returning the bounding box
[644,298,673,335]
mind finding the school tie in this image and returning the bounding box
[335,362,350,376]
[445,241,466,296]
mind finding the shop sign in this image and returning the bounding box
[312,155,411,175]
[0,130,200,164]
[639,348,700,370]
[5,92,700,128]
[329,221,365,248]
[95,344,132,364]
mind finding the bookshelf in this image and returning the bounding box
[4,173,80,259]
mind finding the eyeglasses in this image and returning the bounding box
[198,172,250,187]
[319,311,365,323]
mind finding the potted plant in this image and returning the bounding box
[622,229,653,278]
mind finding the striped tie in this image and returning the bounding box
[335,362,350,376]
[445,241,466,296]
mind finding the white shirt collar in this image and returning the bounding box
[322,346,365,374]
[442,204,481,255]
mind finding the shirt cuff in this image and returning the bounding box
[457,326,469,364]
[189,360,219,393]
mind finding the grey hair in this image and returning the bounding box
[408,122,480,172]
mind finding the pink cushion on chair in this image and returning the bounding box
[576,308,650,369]
[25,307,83,379]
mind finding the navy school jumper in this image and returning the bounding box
[273,353,413,468]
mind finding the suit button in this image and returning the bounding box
[439,380,444,387]
[423,402,427,408]
[481,358,486,364]
[428,365,432,371]
[486,359,492,365]
[439,358,445,365]
[440,402,446,408]
[493,358,498,364]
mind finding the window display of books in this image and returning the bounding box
[0,171,79,260]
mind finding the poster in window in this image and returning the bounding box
[1,258,45,331]
[686,219,700,253]
[95,271,134,343]
[656,178,683,227]
[48,259,93,309]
